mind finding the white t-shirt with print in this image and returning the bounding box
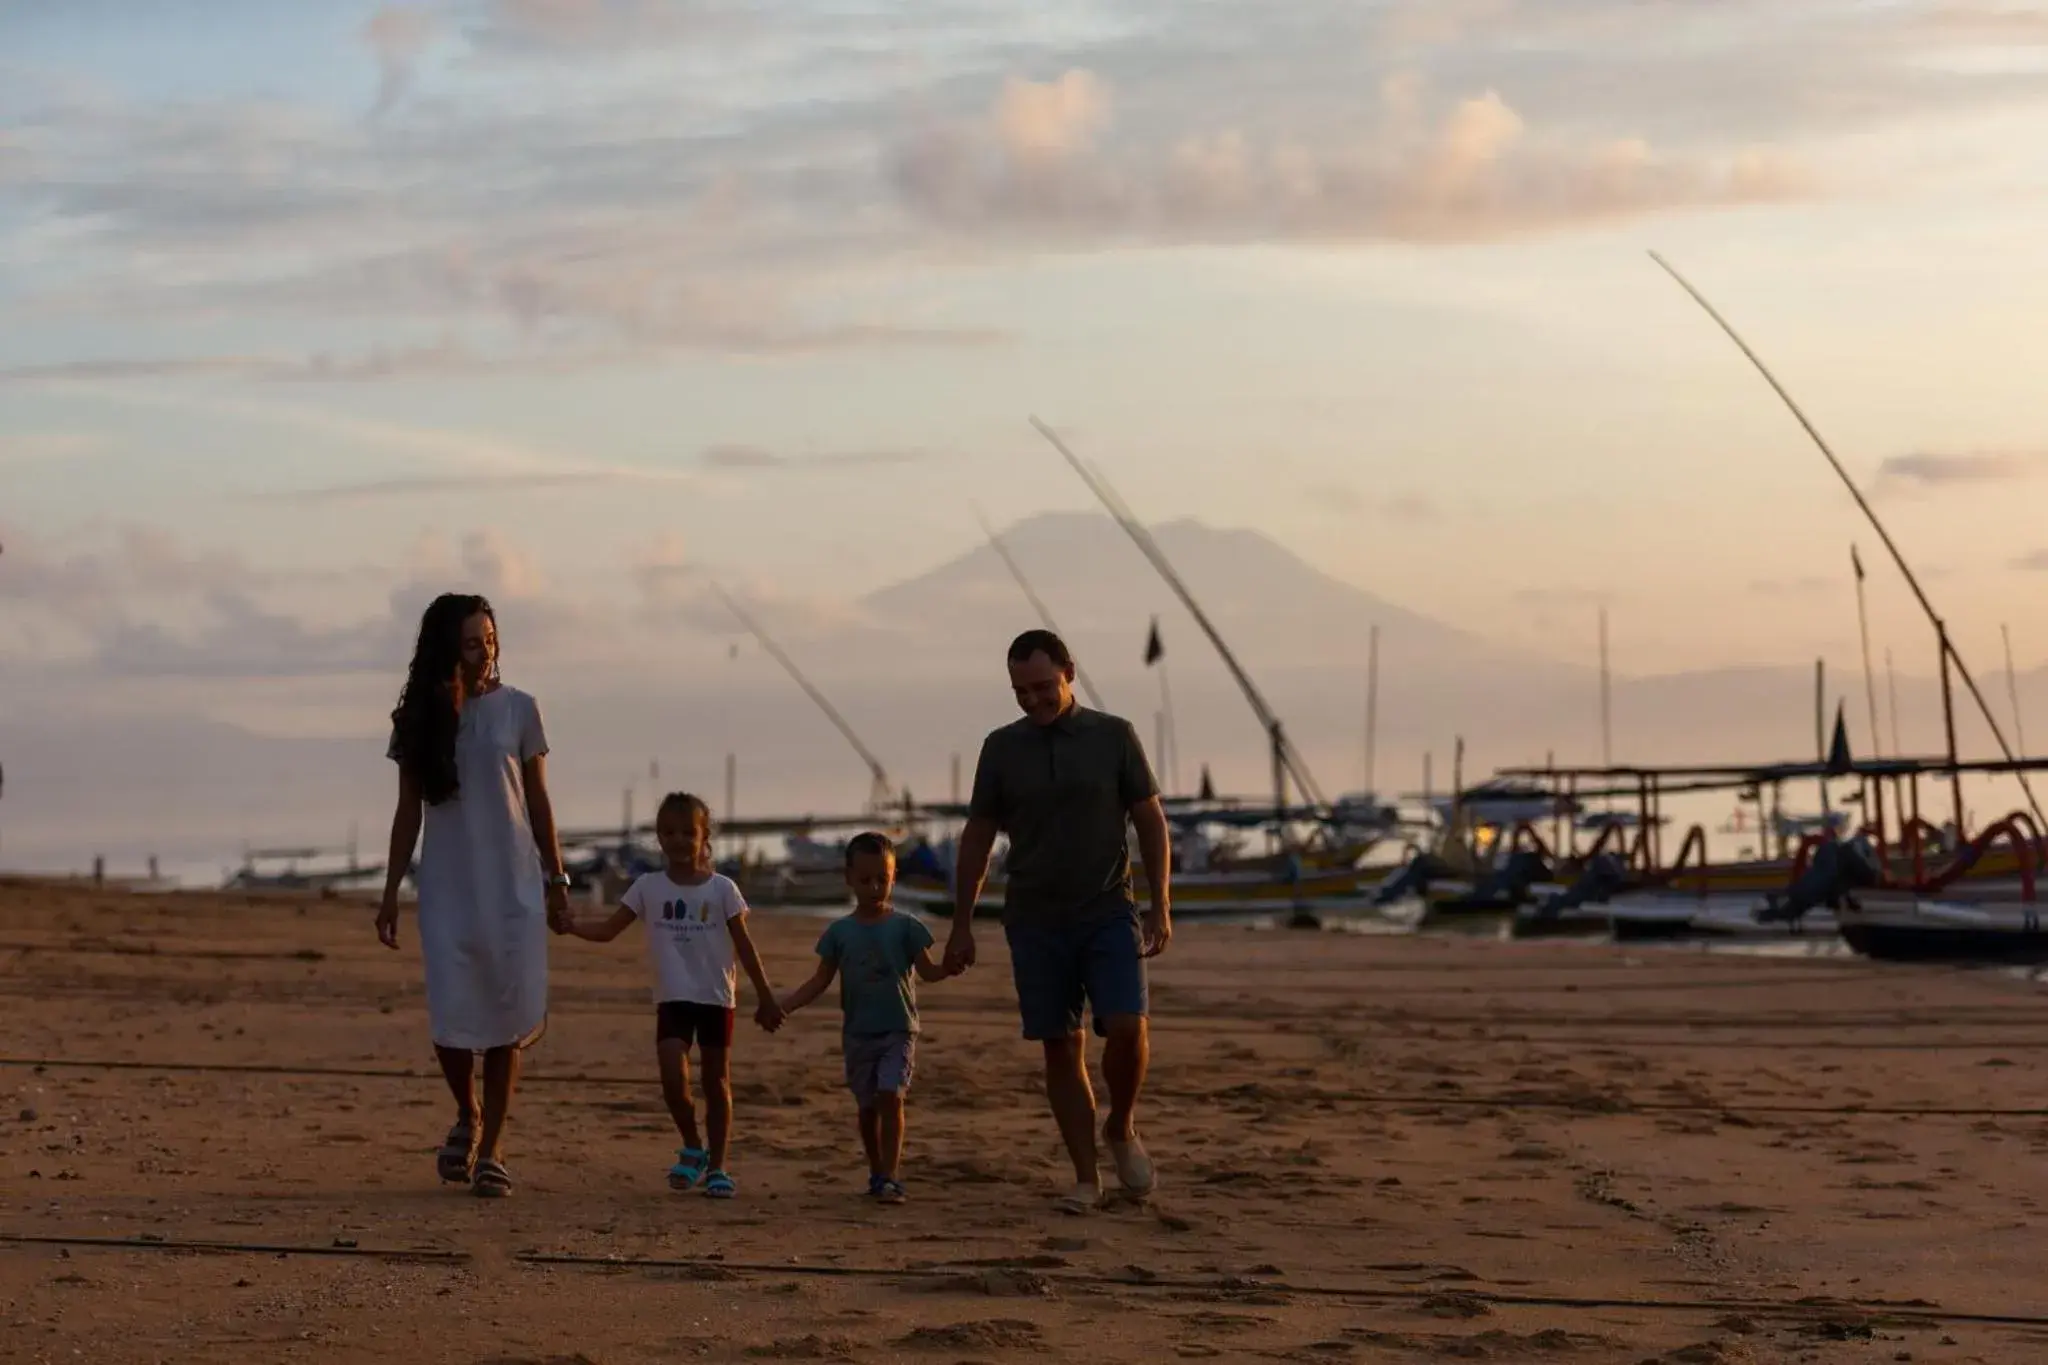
[621,871,748,1007]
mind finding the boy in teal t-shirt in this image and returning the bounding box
[781,831,953,1203]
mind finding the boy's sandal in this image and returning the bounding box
[703,1169,737,1199]
[436,1121,478,1184]
[865,1173,888,1198]
[876,1178,907,1205]
[669,1147,710,1191]
[471,1158,513,1198]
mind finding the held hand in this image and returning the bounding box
[375,893,400,950]
[1141,899,1172,959]
[943,924,977,975]
[754,999,786,1033]
[544,881,570,934]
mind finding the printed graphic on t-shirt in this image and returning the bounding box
[623,872,745,1006]
[654,895,716,924]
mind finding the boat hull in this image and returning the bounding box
[1836,888,2048,963]
[894,866,1373,919]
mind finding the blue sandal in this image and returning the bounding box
[704,1169,736,1199]
[876,1178,906,1205]
[669,1147,709,1191]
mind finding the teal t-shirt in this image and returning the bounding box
[817,911,935,1037]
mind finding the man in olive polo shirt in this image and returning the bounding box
[944,629,1173,1213]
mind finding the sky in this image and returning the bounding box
[6,0,2048,872]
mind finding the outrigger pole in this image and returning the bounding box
[1648,251,2043,830]
[970,502,1108,711]
[2002,623,2028,760]
[710,581,894,813]
[1029,416,1332,831]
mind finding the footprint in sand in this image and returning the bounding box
[739,1334,862,1361]
[894,1319,1045,1351]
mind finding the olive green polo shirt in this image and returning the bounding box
[966,704,1160,926]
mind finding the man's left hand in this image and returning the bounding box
[1141,899,1172,958]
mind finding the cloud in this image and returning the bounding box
[892,69,1809,246]
[1915,0,2048,44]
[629,532,701,601]
[1,524,257,617]
[1872,450,2042,493]
[697,444,936,472]
[629,534,866,635]
[466,0,700,57]
[0,523,304,667]
[993,70,1112,162]
[92,593,404,679]
[17,382,699,497]
[0,432,103,465]
[6,0,2045,391]
[244,469,693,505]
[2012,550,2048,572]
[2,90,996,372]
[0,357,282,385]
[362,6,438,117]
[2,521,595,680]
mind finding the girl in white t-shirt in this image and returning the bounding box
[566,792,783,1197]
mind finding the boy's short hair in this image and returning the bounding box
[657,791,713,827]
[1007,629,1072,670]
[844,830,896,866]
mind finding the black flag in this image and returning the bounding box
[1144,617,1163,666]
[1197,764,1215,801]
[1826,702,1853,776]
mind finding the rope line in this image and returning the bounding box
[2,1231,2040,1329]
[3,1056,2038,1118]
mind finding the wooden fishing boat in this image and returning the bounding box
[1423,741,2046,950]
[1833,888,2048,963]
[894,863,1374,919]
[894,820,1386,920]
[1636,251,2048,961]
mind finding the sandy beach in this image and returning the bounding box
[4,876,2047,1364]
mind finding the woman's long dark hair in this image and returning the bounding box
[390,593,495,806]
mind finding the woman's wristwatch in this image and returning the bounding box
[546,872,571,888]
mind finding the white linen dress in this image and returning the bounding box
[394,685,552,1052]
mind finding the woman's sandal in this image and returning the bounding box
[669,1147,709,1191]
[436,1121,478,1184]
[472,1158,513,1198]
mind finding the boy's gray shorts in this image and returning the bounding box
[843,1032,914,1109]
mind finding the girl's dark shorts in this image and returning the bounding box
[655,1001,735,1049]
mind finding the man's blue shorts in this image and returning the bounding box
[1004,907,1148,1041]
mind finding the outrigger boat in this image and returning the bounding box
[893,798,1400,920]
[1449,748,2048,958]
[1619,252,2047,961]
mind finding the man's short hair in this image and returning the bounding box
[1007,629,1073,670]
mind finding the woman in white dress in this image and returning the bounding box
[375,593,570,1197]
